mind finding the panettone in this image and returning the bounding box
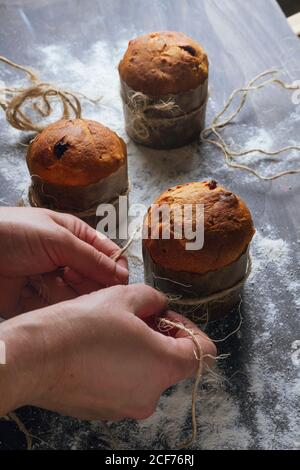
[143,181,255,321]
[143,181,254,274]
[27,119,127,186]
[119,31,208,97]
[118,31,209,148]
[26,119,128,227]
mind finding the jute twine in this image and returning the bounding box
[155,254,252,321]
[26,175,130,219]
[1,411,60,450]
[127,91,180,115]
[125,90,181,141]
[1,412,32,450]
[111,225,141,262]
[157,317,204,448]
[201,69,300,180]
[0,55,100,132]
[125,89,207,144]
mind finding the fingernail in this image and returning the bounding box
[115,264,129,283]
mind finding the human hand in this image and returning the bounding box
[0,284,216,421]
[0,207,128,318]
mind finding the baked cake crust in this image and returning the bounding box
[27,119,127,186]
[119,31,208,97]
[143,181,255,274]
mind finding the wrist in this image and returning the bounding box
[0,312,47,415]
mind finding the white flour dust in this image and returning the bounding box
[292,340,300,367]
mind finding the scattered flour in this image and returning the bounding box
[291,340,300,367]
[103,375,253,450]
[252,231,291,272]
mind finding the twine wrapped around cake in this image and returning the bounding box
[165,254,252,322]
[144,243,252,323]
[21,163,129,228]
[27,180,129,219]
[121,79,208,148]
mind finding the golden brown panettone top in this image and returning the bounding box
[143,181,255,274]
[119,31,208,96]
[27,119,127,186]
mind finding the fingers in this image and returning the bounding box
[51,227,129,286]
[63,267,104,295]
[50,211,128,271]
[20,272,77,313]
[158,310,217,383]
[30,273,77,304]
[19,284,49,313]
[123,284,167,319]
[0,276,27,318]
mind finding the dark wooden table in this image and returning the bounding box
[0,0,299,450]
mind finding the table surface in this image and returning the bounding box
[0,0,299,450]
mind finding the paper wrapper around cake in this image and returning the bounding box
[143,243,249,322]
[28,163,129,229]
[120,80,208,149]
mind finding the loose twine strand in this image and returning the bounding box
[201,69,300,180]
[1,412,32,450]
[0,55,101,132]
[111,225,141,262]
[157,317,204,448]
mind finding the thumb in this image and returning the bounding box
[124,284,167,319]
[51,228,129,286]
[159,310,217,384]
